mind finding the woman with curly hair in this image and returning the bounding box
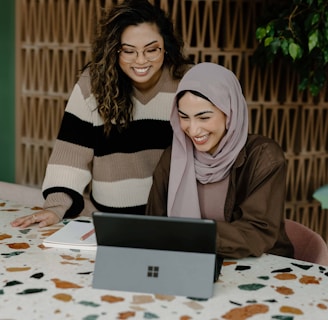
[12,0,192,228]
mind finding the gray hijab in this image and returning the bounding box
[167,63,248,218]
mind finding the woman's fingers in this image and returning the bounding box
[11,210,60,228]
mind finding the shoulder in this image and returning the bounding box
[76,68,92,100]
[233,135,287,192]
[246,134,284,156]
[65,68,102,124]
[244,134,286,167]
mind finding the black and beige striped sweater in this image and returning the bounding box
[42,67,179,219]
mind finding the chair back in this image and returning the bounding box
[285,219,328,266]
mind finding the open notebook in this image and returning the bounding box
[92,212,221,299]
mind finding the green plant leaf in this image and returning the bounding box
[308,30,318,52]
[289,43,302,60]
[298,78,308,91]
[281,39,289,56]
[311,13,320,26]
[253,0,328,96]
[266,23,274,37]
[264,37,274,47]
[256,27,267,41]
[310,84,320,96]
[270,38,281,54]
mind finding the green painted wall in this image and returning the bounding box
[0,1,15,182]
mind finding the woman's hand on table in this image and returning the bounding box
[10,210,61,228]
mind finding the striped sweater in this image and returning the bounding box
[42,67,179,219]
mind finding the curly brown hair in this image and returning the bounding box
[88,0,191,135]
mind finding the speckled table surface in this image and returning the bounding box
[1,199,327,320]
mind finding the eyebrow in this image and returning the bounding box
[120,40,160,48]
[178,109,214,117]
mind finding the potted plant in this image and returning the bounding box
[254,0,328,96]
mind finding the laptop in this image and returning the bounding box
[92,212,222,299]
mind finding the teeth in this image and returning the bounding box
[134,67,149,73]
[194,135,208,142]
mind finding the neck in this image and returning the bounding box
[133,68,163,93]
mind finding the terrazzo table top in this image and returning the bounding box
[1,199,327,320]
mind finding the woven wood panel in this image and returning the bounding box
[15,0,328,241]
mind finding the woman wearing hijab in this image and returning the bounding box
[146,62,294,259]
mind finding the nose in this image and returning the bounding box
[187,120,201,136]
[135,51,147,64]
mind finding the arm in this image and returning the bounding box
[12,73,99,227]
[42,77,97,220]
[216,137,288,258]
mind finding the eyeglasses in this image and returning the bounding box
[118,47,162,62]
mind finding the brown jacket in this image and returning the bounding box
[146,134,294,259]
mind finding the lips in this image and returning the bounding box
[133,66,150,75]
[193,134,209,145]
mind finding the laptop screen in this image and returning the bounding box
[92,212,217,254]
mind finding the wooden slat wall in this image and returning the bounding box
[15,0,328,240]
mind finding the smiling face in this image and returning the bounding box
[177,91,227,155]
[118,22,165,92]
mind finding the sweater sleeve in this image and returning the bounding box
[42,78,98,219]
[42,192,73,220]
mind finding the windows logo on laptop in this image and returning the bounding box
[147,265,159,278]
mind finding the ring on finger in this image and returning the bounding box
[32,214,37,222]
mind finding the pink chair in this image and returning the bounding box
[285,219,328,266]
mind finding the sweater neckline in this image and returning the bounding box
[133,67,170,105]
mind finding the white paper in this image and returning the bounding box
[42,220,97,250]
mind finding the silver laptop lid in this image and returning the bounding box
[92,212,221,299]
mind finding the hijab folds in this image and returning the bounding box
[167,62,248,219]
